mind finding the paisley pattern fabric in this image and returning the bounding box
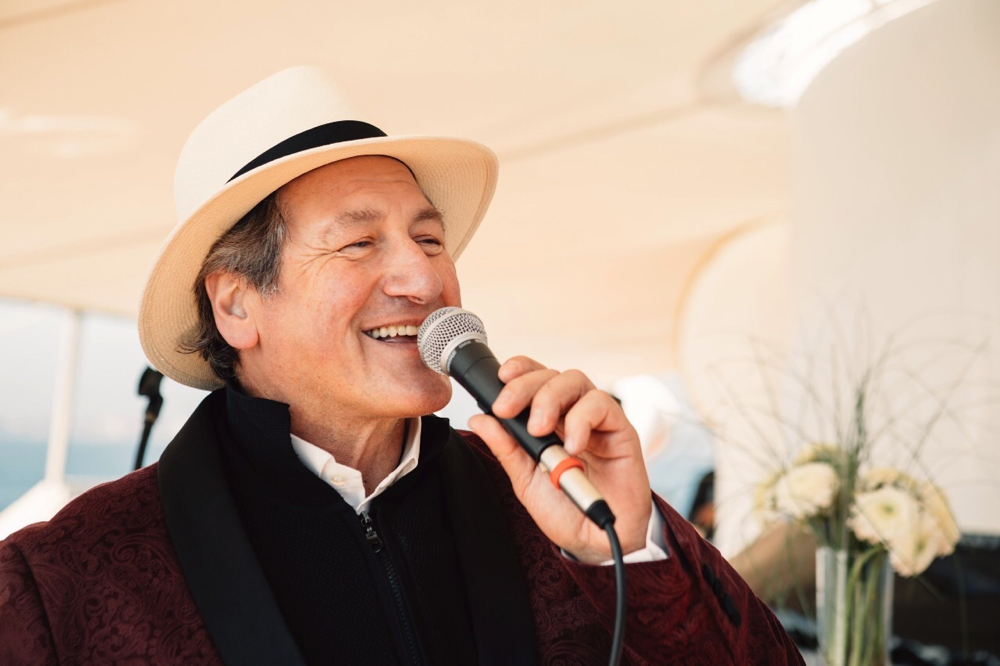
[461,434,802,664]
[0,467,216,664]
[0,433,802,665]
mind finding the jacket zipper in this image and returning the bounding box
[360,510,423,666]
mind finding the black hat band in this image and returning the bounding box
[229,120,387,182]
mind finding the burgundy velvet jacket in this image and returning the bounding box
[0,391,802,665]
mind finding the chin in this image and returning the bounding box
[411,376,453,416]
[370,373,452,419]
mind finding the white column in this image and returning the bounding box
[43,308,81,484]
[789,0,1000,534]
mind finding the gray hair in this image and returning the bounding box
[181,191,288,383]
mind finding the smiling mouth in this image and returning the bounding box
[364,324,420,340]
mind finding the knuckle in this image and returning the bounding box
[563,369,593,387]
[563,404,584,426]
[533,372,564,402]
[505,355,545,370]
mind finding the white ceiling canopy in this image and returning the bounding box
[0,0,792,381]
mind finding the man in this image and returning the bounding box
[0,67,802,664]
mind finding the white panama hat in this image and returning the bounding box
[139,66,498,390]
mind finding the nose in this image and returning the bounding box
[381,236,444,305]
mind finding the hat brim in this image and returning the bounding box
[139,135,498,390]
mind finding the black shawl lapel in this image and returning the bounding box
[431,418,538,665]
[157,390,305,666]
[158,389,536,665]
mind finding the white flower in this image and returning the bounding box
[889,512,944,577]
[849,486,920,547]
[859,467,901,491]
[853,483,958,576]
[859,467,920,493]
[773,462,839,519]
[920,482,960,555]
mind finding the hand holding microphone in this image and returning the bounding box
[417,307,652,564]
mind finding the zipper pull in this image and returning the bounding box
[359,511,383,553]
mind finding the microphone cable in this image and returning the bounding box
[606,523,626,666]
[586,500,626,666]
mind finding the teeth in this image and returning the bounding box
[365,325,420,339]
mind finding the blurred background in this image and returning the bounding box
[1,0,998,660]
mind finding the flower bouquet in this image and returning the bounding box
[701,308,987,665]
[703,307,989,664]
[755,431,961,664]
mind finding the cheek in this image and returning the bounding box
[297,271,374,330]
[257,285,335,348]
[438,259,462,306]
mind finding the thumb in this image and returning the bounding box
[467,414,538,495]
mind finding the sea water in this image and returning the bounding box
[0,440,154,512]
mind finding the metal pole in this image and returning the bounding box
[43,308,81,484]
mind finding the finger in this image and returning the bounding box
[497,356,547,383]
[467,413,539,495]
[522,369,597,438]
[492,368,560,419]
[561,389,628,456]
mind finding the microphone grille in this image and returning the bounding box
[417,307,487,374]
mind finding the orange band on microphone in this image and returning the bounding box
[550,457,585,489]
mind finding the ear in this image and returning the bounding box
[204,271,260,351]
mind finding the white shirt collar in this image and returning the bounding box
[289,418,421,515]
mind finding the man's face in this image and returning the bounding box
[241,155,459,421]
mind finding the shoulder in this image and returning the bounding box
[0,465,219,662]
[1,464,170,574]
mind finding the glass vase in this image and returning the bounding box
[815,546,894,666]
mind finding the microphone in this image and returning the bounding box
[417,307,616,529]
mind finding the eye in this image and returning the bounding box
[416,236,444,254]
[340,238,374,251]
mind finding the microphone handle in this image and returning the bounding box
[448,339,558,461]
[448,340,610,522]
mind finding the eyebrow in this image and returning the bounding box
[332,205,445,228]
[414,206,445,228]
[334,207,382,226]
